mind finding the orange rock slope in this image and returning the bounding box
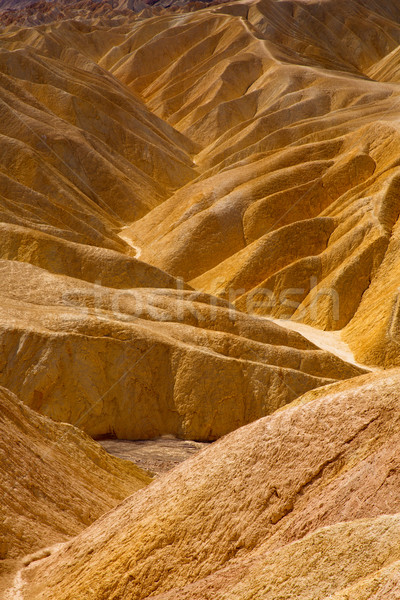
[1,0,400,598]
[0,386,150,562]
[22,370,400,599]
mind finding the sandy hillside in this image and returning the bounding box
[1,0,400,597]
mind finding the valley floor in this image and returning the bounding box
[99,437,209,475]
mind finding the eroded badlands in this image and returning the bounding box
[1,0,400,597]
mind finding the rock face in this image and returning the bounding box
[120,0,400,366]
[23,370,400,599]
[0,259,363,440]
[0,386,150,561]
[2,0,400,598]
[0,0,397,368]
[1,0,396,442]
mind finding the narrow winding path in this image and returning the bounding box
[269,318,378,372]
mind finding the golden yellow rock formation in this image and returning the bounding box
[116,0,400,367]
[2,0,400,597]
[21,370,400,599]
[0,259,363,440]
[0,385,150,562]
[1,0,399,445]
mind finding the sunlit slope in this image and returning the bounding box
[0,386,150,560]
[0,21,197,255]
[0,259,363,440]
[0,2,378,440]
[2,2,400,598]
[108,0,400,366]
[24,370,400,599]
[0,0,398,445]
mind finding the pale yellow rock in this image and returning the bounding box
[215,516,400,600]
[112,0,400,363]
